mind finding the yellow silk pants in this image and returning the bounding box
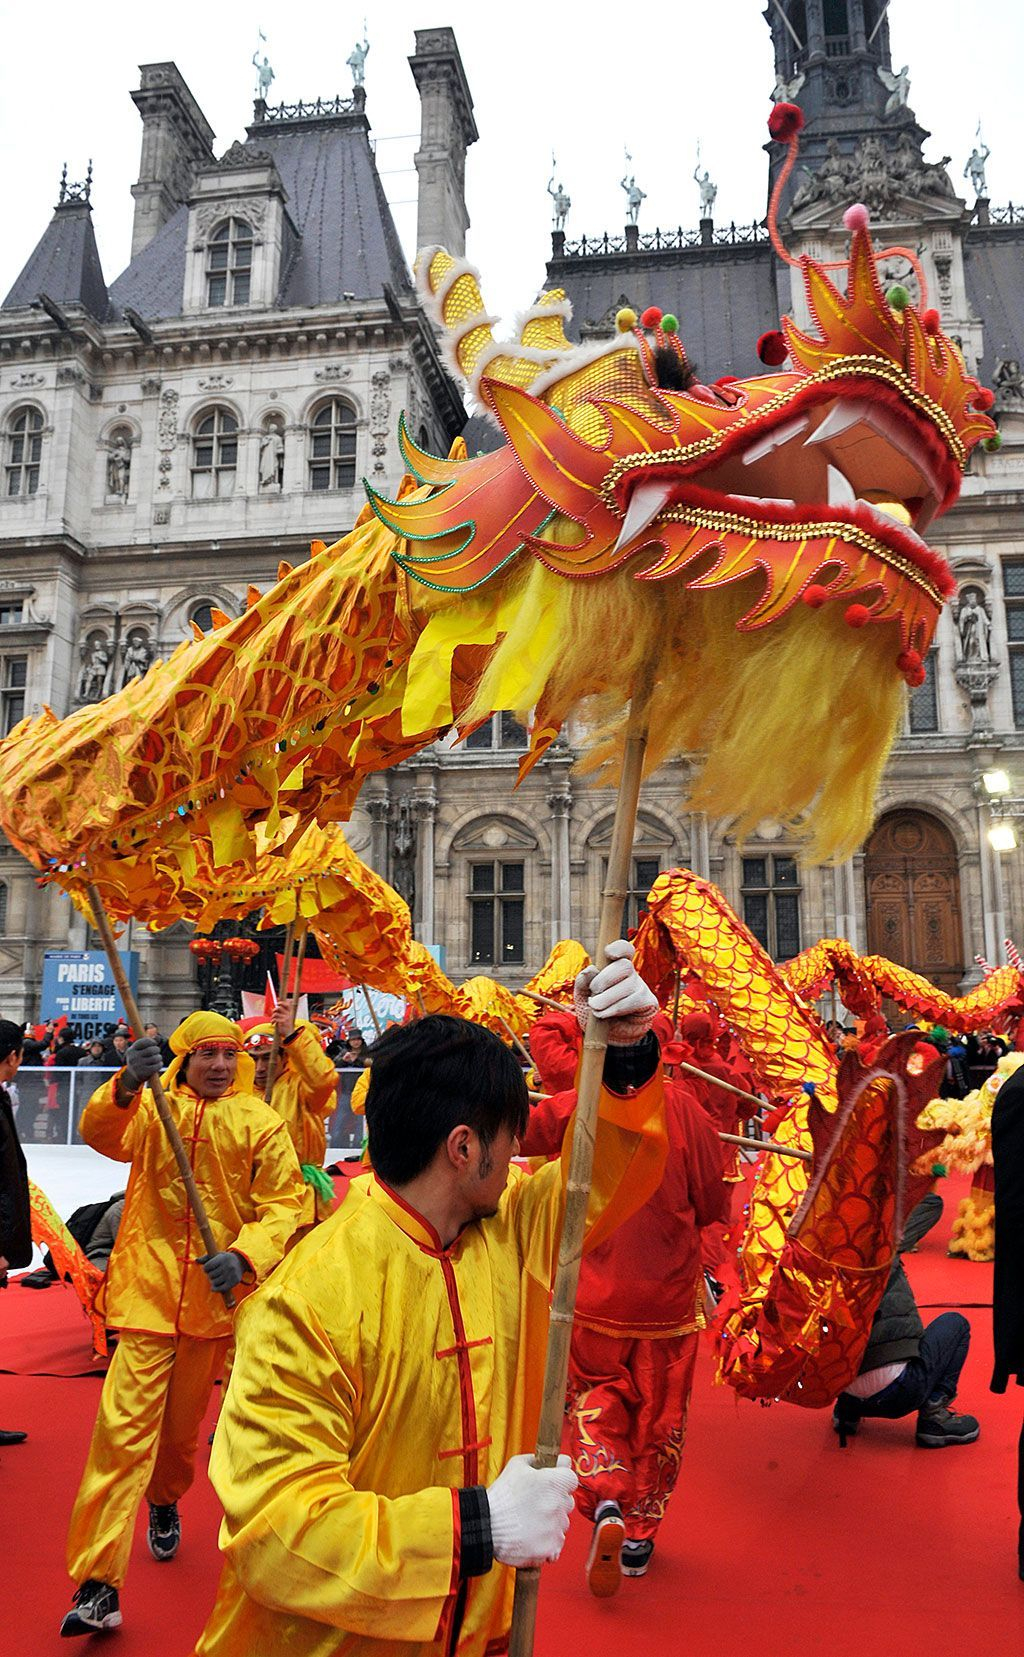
[67,1331,229,1589]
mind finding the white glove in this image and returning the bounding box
[573,939,659,1044]
[487,1453,578,1568]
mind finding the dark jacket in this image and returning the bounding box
[992,1067,1024,1391]
[859,1256,924,1373]
[0,1084,32,1269]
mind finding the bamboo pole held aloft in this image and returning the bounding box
[719,1129,811,1162]
[508,669,655,1657]
[360,983,383,1038]
[85,883,235,1310]
[263,917,300,1104]
[497,1013,532,1067]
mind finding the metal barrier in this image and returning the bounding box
[12,1064,367,1152]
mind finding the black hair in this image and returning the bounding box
[0,1019,24,1063]
[652,345,697,392]
[364,1014,529,1187]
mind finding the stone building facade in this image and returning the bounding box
[1,8,1023,1026]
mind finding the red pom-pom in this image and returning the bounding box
[897,649,923,674]
[768,102,804,142]
[907,665,927,687]
[843,203,870,233]
[844,603,870,628]
[757,330,788,366]
[640,306,662,329]
[973,386,995,411]
[802,584,829,609]
[921,308,941,335]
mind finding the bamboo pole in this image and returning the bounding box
[416,990,427,1018]
[85,883,235,1310]
[360,983,383,1038]
[263,918,299,1103]
[519,989,569,1011]
[718,1129,811,1162]
[509,670,654,1657]
[672,1059,767,1116]
[497,1013,532,1066]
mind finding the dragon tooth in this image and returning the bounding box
[827,465,856,507]
[741,415,809,464]
[611,479,676,555]
[805,399,872,445]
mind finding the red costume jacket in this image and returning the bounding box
[522,1067,728,1339]
[528,1007,581,1095]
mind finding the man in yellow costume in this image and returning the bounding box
[60,1011,305,1639]
[243,998,340,1224]
[194,940,664,1657]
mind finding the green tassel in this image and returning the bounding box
[301,1163,335,1202]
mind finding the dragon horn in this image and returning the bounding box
[414,248,576,410]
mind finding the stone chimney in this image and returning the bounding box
[129,63,216,259]
[408,28,478,257]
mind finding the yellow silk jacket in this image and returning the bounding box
[272,1024,340,1222]
[195,1068,666,1657]
[81,1073,305,1341]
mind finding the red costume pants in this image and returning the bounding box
[568,1326,699,1542]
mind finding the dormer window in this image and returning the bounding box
[207,219,253,308]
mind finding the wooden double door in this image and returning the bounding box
[864,811,964,994]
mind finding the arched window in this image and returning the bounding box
[5,407,43,497]
[309,400,357,491]
[207,219,253,308]
[191,408,238,498]
[190,602,215,634]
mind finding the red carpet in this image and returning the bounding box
[3,1180,1023,1657]
[0,1281,105,1377]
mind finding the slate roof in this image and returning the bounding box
[963,225,1024,386]
[109,110,411,323]
[3,201,111,321]
[546,241,783,383]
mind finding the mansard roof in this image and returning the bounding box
[3,199,111,321]
[547,230,780,382]
[110,98,411,322]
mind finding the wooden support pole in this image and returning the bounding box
[672,1059,767,1116]
[85,883,234,1310]
[718,1129,811,1162]
[264,918,299,1104]
[519,989,569,1012]
[509,670,654,1657]
[360,983,383,1038]
[497,1013,532,1066]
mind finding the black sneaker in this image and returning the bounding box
[585,1502,625,1599]
[60,1580,122,1636]
[147,1501,181,1561]
[915,1403,980,1448]
[621,1538,655,1577]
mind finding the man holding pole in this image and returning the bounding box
[60,1011,304,1638]
[193,940,663,1657]
[243,1000,340,1225]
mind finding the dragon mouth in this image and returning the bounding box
[610,381,954,591]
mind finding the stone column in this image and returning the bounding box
[835,858,860,950]
[413,787,439,947]
[546,780,573,946]
[977,799,1007,963]
[690,813,710,879]
[366,795,391,878]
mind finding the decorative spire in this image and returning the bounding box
[58,160,92,208]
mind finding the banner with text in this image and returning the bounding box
[41,950,140,1041]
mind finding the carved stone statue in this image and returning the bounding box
[547,175,571,230]
[693,167,717,219]
[877,64,911,116]
[120,630,152,687]
[391,801,416,910]
[259,424,285,491]
[78,637,110,702]
[993,358,1024,406]
[964,142,991,197]
[106,434,131,500]
[252,53,275,101]
[620,174,646,225]
[347,37,370,87]
[956,588,992,663]
[771,68,805,104]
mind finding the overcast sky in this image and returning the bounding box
[2,1,1020,324]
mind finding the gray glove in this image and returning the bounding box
[123,1036,163,1089]
[198,1251,245,1293]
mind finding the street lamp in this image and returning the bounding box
[983,769,1011,796]
[989,821,1018,852]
